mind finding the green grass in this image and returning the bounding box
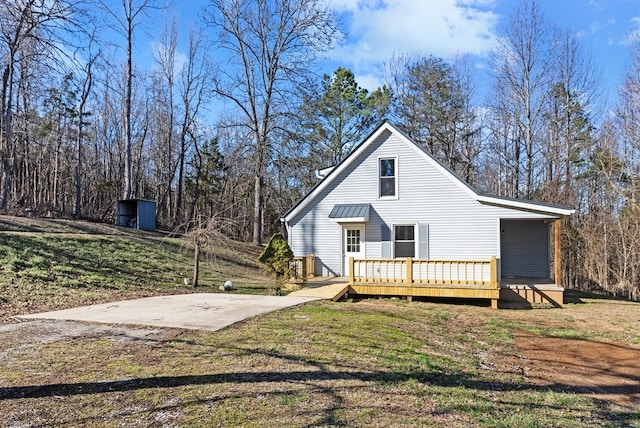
[2,299,638,427]
[1,215,639,427]
[2,234,177,287]
[0,216,271,319]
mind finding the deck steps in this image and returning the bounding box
[287,282,350,301]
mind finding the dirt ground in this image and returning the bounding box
[510,332,640,409]
[497,298,640,410]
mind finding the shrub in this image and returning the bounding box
[258,233,293,285]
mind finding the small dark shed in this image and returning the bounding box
[117,199,156,231]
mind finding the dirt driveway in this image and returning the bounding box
[496,298,640,409]
[508,331,640,409]
[17,293,319,331]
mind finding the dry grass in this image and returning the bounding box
[1,215,639,427]
[1,297,639,427]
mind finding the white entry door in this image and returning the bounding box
[343,225,365,276]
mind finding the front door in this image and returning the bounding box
[343,225,365,276]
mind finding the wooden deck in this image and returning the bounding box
[348,256,500,308]
[287,257,565,308]
[289,255,315,283]
[288,257,501,307]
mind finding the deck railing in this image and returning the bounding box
[289,254,315,282]
[348,256,498,288]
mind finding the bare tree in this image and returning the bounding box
[540,27,600,203]
[490,0,556,198]
[177,24,210,227]
[204,0,338,245]
[150,17,178,223]
[75,42,99,218]
[0,0,88,209]
[185,213,235,287]
[616,44,640,212]
[178,25,211,227]
[101,0,157,200]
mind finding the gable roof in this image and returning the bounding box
[282,121,575,223]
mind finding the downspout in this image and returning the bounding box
[280,217,290,241]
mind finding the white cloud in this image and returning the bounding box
[325,0,499,90]
[329,0,499,65]
[588,0,603,10]
[355,72,386,92]
[576,22,601,38]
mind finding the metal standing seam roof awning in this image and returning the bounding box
[328,204,370,222]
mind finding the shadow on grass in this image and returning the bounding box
[564,288,639,304]
[0,234,184,289]
[3,368,639,400]
[2,327,640,426]
[2,368,639,425]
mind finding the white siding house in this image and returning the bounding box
[282,122,574,307]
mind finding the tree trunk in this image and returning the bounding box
[122,0,134,200]
[192,240,200,287]
[175,138,185,224]
[1,62,14,209]
[253,173,262,246]
[75,55,94,218]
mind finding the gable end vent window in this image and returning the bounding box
[379,158,396,197]
[394,225,415,258]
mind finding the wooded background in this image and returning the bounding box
[1,0,639,300]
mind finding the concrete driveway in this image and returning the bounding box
[18,293,320,332]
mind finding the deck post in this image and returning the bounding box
[302,256,307,280]
[406,257,413,302]
[490,256,498,288]
[349,257,355,285]
[490,256,498,309]
[309,254,315,278]
[554,219,562,286]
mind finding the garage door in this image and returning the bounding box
[500,219,550,278]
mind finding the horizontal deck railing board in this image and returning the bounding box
[349,284,500,299]
[349,256,498,289]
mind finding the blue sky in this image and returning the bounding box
[323,0,639,107]
[142,0,640,109]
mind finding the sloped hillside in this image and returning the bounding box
[0,215,270,321]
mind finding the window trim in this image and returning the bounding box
[393,223,416,258]
[378,156,398,199]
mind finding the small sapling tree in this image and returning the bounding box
[258,232,293,293]
[184,213,234,287]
